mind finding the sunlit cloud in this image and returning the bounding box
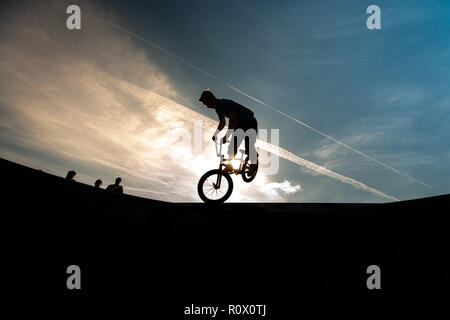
[266,181,301,194]
[0,1,302,202]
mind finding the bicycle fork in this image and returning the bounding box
[213,166,223,189]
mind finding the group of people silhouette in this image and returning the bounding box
[65,170,124,194]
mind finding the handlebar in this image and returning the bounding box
[214,138,230,157]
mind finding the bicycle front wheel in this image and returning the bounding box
[198,169,233,203]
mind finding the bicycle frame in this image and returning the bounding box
[213,139,246,187]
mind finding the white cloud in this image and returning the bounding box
[266,180,301,194]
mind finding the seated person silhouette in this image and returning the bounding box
[94,179,103,188]
[106,177,123,193]
[198,89,258,170]
[65,170,76,182]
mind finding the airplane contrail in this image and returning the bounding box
[87,13,431,189]
[256,140,399,202]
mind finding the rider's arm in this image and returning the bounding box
[224,112,237,141]
[213,115,226,140]
[216,115,226,133]
[217,115,226,131]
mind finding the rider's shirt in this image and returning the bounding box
[215,99,254,122]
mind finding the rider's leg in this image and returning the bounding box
[227,129,245,160]
[245,135,258,164]
[245,119,258,163]
[226,135,237,160]
[227,123,258,162]
[245,133,258,163]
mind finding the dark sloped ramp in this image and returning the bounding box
[2,157,449,314]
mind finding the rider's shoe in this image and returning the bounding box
[247,153,259,174]
[248,163,257,174]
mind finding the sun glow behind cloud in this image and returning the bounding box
[0,2,303,202]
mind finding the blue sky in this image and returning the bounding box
[0,0,449,202]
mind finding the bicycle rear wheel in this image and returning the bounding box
[242,158,258,182]
[198,169,233,203]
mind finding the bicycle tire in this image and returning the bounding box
[198,169,233,203]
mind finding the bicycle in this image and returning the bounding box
[197,139,259,203]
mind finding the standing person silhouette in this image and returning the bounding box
[198,90,258,168]
[65,170,76,182]
[106,177,123,194]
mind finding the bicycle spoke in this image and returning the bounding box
[202,173,229,200]
[205,186,215,196]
